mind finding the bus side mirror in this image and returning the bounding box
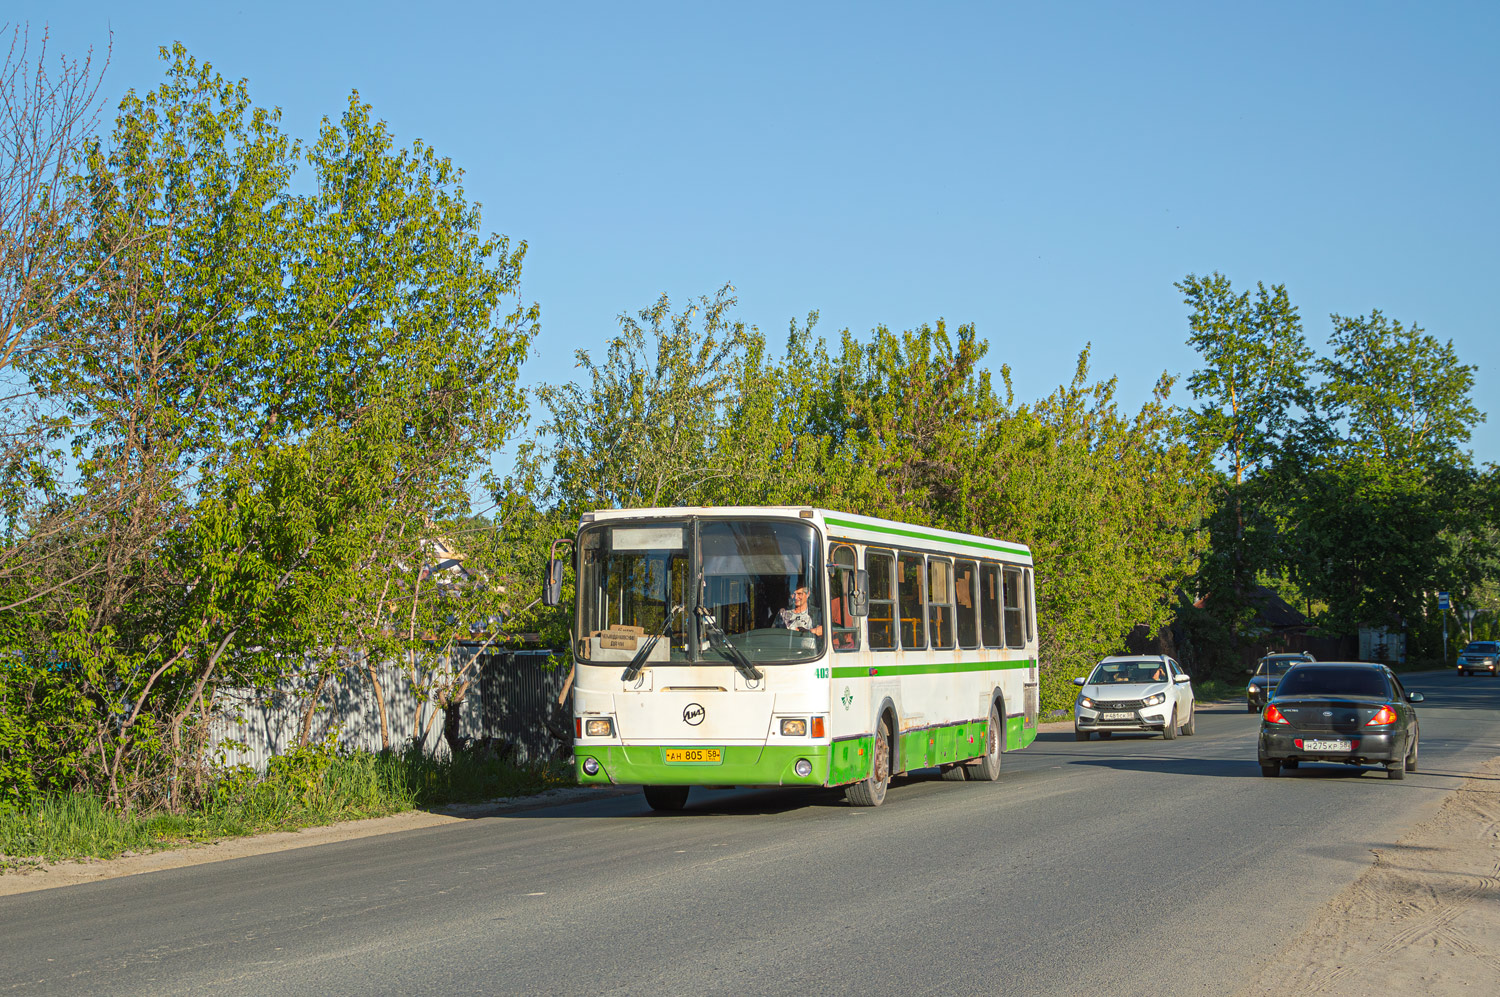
[849,570,869,617]
[542,559,564,607]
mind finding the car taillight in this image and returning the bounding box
[1264,704,1290,725]
[1366,705,1398,726]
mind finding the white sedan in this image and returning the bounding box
[1073,655,1196,741]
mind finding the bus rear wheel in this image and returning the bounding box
[643,785,690,811]
[846,717,891,807]
[967,703,1003,782]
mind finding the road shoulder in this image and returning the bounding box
[1234,753,1500,997]
[0,784,631,897]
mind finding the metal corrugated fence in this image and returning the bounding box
[211,648,570,771]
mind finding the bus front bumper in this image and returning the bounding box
[575,743,832,787]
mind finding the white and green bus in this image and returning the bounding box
[542,507,1040,809]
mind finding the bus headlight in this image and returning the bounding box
[794,758,813,777]
[581,757,601,775]
[585,718,614,737]
[780,718,807,737]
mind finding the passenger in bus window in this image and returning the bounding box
[775,584,823,636]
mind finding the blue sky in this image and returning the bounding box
[16,1,1500,468]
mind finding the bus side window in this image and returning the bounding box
[898,551,927,649]
[955,559,979,649]
[1003,566,1025,650]
[866,550,896,650]
[828,544,860,651]
[981,563,1002,648]
[929,558,955,650]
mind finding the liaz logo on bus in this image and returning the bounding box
[683,703,706,726]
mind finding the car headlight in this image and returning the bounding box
[1142,693,1166,707]
[1078,696,1094,709]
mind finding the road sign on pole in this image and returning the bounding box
[1438,592,1450,610]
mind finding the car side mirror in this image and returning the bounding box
[1072,677,1086,686]
[849,570,869,617]
[1174,674,1191,684]
[1407,692,1425,703]
[541,558,565,607]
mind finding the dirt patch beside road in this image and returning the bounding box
[1234,754,1500,997]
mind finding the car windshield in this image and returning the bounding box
[1462,642,1497,654]
[577,518,824,665]
[1256,658,1300,679]
[1087,661,1165,684]
[1274,666,1390,699]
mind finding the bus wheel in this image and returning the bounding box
[643,785,690,811]
[846,718,891,807]
[967,703,1003,782]
[939,764,968,781]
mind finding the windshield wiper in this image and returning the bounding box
[621,606,680,683]
[696,605,764,682]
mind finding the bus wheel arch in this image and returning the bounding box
[967,693,1004,782]
[846,702,896,807]
[874,696,900,774]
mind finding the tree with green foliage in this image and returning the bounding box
[1,45,536,811]
[1280,310,1483,634]
[1177,273,1312,667]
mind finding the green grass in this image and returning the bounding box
[0,747,574,870]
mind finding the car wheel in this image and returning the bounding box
[1183,704,1196,736]
[1260,762,1280,778]
[643,785,690,811]
[1247,703,1257,713]
[1386,753,1407,780]
[846,717,891,806]
[967,703,1003,782]
[1405,732,1419,773]
[1074,729,1090,742]
[1162,707,1178,740]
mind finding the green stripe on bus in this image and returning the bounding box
[822,515,1030,557]
[831,658,1034,679]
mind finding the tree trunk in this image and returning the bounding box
[442,680,471,756]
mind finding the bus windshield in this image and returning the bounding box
[578,518,824,665]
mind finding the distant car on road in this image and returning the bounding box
[1246,652,1316,712]
[1457,641,1498,677]
[1073,655,1196,741]
[1258,662,1422,779]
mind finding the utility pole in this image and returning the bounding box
[1439,592,1450,663]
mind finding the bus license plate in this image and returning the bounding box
[665,748,722,764]
[1305,739,1350,752]
[1102,711,1134,721]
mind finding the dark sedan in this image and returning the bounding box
[1258,662,1422,780]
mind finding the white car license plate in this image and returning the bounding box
[1102,711,1134,720]
[1305,738,1351,752]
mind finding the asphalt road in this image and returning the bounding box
[4,670,1498,996]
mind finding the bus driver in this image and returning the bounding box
[776,583,823,637]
